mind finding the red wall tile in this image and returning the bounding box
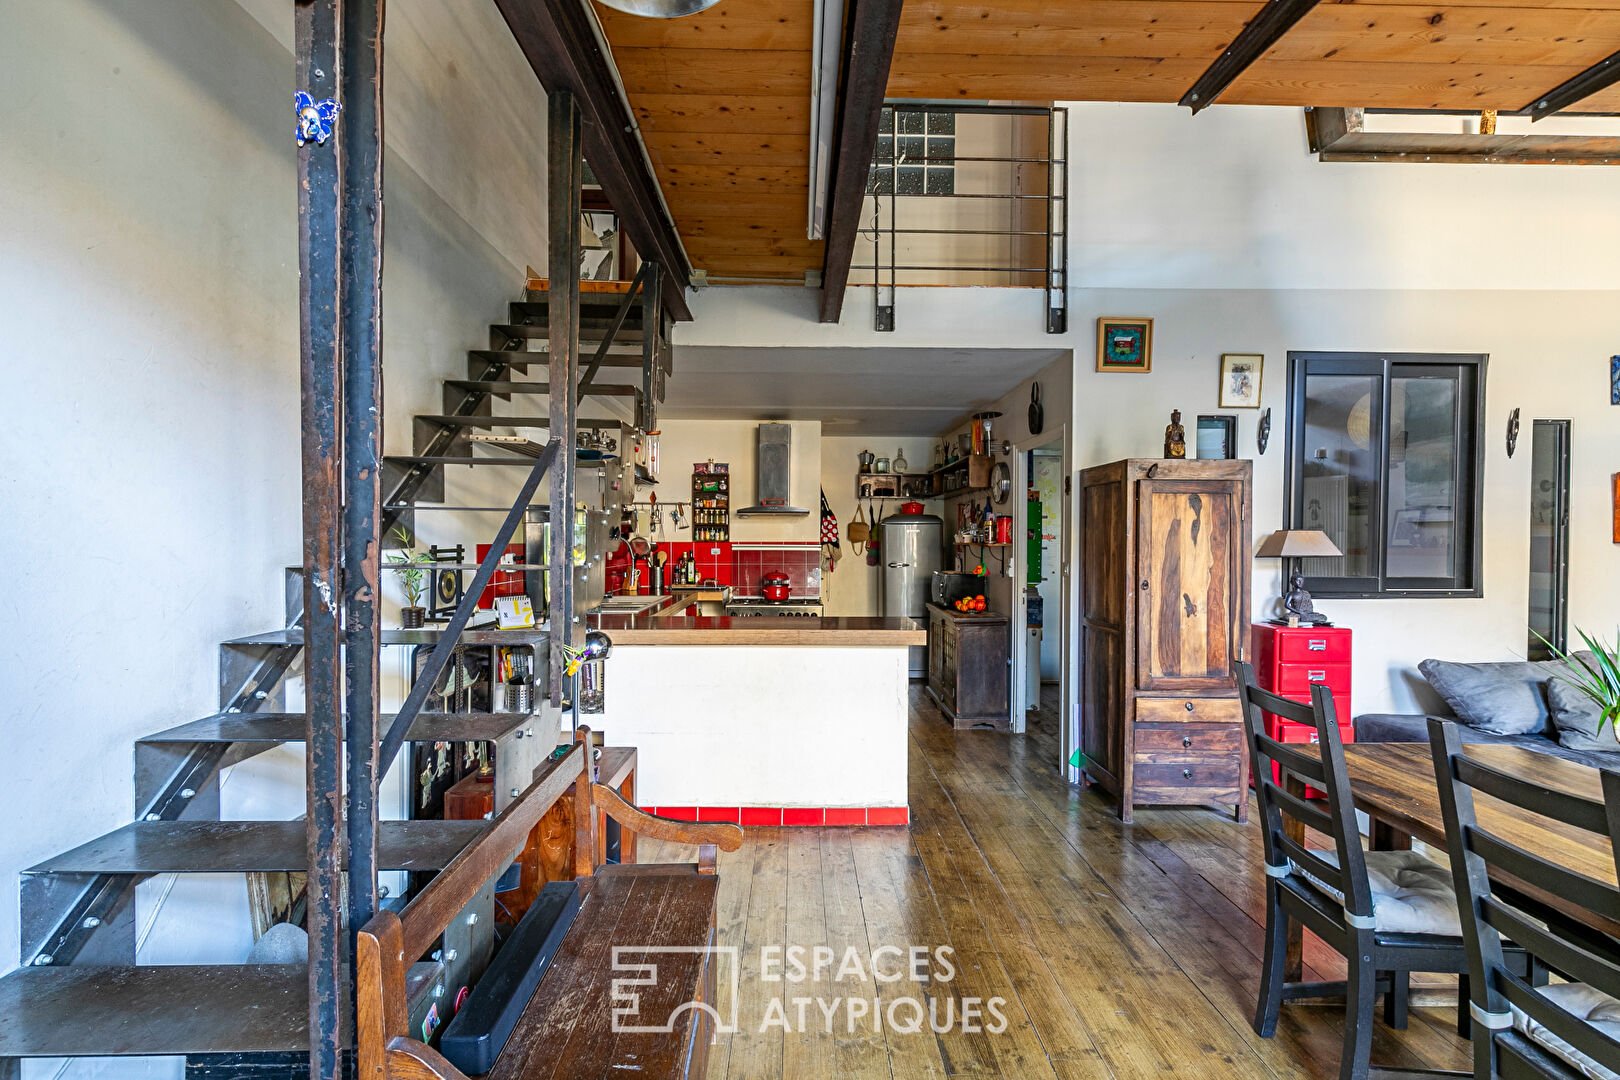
[698,807,740,823]
[823,808,867,826]
[781,807,825,826]
[739,807,782,827]
[658,806,697,822]
[866,807,910,826]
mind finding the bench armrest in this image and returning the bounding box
[590,784,743,873]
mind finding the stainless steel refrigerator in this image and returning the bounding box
[880,512,943,677]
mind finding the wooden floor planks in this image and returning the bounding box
[637,684,1472,1079]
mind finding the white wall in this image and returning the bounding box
[820,436,939,616]
[677,101,1620,726]
[1,0,551,1049]
[642,419,822,544]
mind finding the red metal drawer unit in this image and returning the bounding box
[1250,624,1354,788]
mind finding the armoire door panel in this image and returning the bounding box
[1136,482,1240,692]
[1082,625,1123,780]
[1082,481,1124,627]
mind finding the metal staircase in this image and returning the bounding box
[0,270,669,1073]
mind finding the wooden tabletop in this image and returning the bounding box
[1340,742,1615,886]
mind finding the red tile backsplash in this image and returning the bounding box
[823,808,867,826]
[731,544,822,599]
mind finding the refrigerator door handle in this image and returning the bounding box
[887,561,910,568]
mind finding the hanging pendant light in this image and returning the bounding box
[595,0,721,16]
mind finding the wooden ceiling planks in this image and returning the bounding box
[595,0,821,282]
[591,0,1620,284]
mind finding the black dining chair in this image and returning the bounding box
[1430,717,1620,1080]
[1237,662,1494,1080]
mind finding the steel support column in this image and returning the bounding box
[340,0,385,958]
[640,261,662,431]
[294,2,345,1078]
[548,90,582,705]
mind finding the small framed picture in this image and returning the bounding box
[1219,353,1264,408]
[1196,415,1237,460]
[1097,318,1153,373]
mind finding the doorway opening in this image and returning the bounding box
[1527,419,1571,660]
[1018,436,1067,761]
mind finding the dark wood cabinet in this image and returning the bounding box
[926,603,1009,730]
[1078,458,1252,822]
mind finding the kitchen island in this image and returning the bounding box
[588,606,925,826]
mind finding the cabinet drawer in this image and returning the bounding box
[1134,723,1242,761]
[1135,697,1242,724]
[1275,632,1352,664]
[1274,662,1352,697]
[1134,756,1244,797]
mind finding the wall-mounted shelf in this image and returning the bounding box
[855,471,935,500]
[954,541,1010,548]
[931,453,993,497]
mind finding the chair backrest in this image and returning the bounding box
[1235,661,1375,926]
[1429,717,1620,1080]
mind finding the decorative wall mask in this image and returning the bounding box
[294,91,341,147]
[1257,408,1272,455]
[1506,407,1521,458]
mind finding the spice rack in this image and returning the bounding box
[691,463,730,542]
[855,472,935,500]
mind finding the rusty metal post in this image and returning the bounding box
[548,90,582,704]
[640,261,662,431]
[295,1,345,1078]
[341,0,385,961]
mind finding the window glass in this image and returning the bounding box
[1298,373,1380,580]
[1386,373,1459,582]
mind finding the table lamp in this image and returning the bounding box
[1255,529,1342,626]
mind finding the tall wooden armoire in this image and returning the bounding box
[1078,459,1252,822]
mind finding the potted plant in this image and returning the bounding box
[388,526,433,629]
[1542,627,1620,742]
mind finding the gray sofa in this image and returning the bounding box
[1353,654,1618,770]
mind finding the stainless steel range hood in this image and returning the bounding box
[736,422,810,516]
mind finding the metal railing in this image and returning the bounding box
[853,102,1068,333]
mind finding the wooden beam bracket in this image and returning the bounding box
[1180,0,1322,114]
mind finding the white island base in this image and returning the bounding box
[593,643,911,826]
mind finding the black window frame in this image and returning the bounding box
[1284,351,1487,599]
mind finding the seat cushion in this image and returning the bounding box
[1419,658,1559,736]
[1294,848,1462,936]
[1515,982,1620,1080]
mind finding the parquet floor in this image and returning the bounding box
[645,684,1473,1080]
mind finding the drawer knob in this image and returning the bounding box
[1181,736,1192,748]
[1182,768,1193,779]
[1184,701,1195,712]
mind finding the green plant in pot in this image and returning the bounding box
[388,526,433,629]
[1540,627,1620,743]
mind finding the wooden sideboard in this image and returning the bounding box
[926,603,1010,730]
[1078,459,1252,822]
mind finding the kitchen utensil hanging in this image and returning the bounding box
[847,504,869,552]
[1028,382,1045,435]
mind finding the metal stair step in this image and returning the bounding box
[510,299,644,322]
[415,414,552,429]
[0,964,325,1058]
[141,712,535,746]
[488,326,645,352]
[445,380,640,397]
[226,626,549,647]
[470,349,641,369]
[28,820,487,875]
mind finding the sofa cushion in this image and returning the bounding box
[1549,678,1617,754]
[1418,659,1557,736]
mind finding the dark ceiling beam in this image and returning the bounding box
[819,0,905,325]
[494,0,693,321]
[1526,48,1620,121]
[1179,0,1321,114]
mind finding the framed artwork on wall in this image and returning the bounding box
[1196,415,1237,459]
[1096,318,1153,373]
[1219,353,1264,408]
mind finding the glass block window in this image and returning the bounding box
[868,107,956,196]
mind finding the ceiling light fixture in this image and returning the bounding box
[594,0,721,16]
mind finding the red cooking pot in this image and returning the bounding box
[761,572,791,601]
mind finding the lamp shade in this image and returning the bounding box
[1255,529,1343,559]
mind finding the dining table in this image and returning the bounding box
[1283,740,1619,983]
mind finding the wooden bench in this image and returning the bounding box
[357,728,744,1080]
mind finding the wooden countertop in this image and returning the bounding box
[587,614,927,646]
[925,601,1009,625]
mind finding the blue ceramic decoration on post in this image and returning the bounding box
[294,91,341,147]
